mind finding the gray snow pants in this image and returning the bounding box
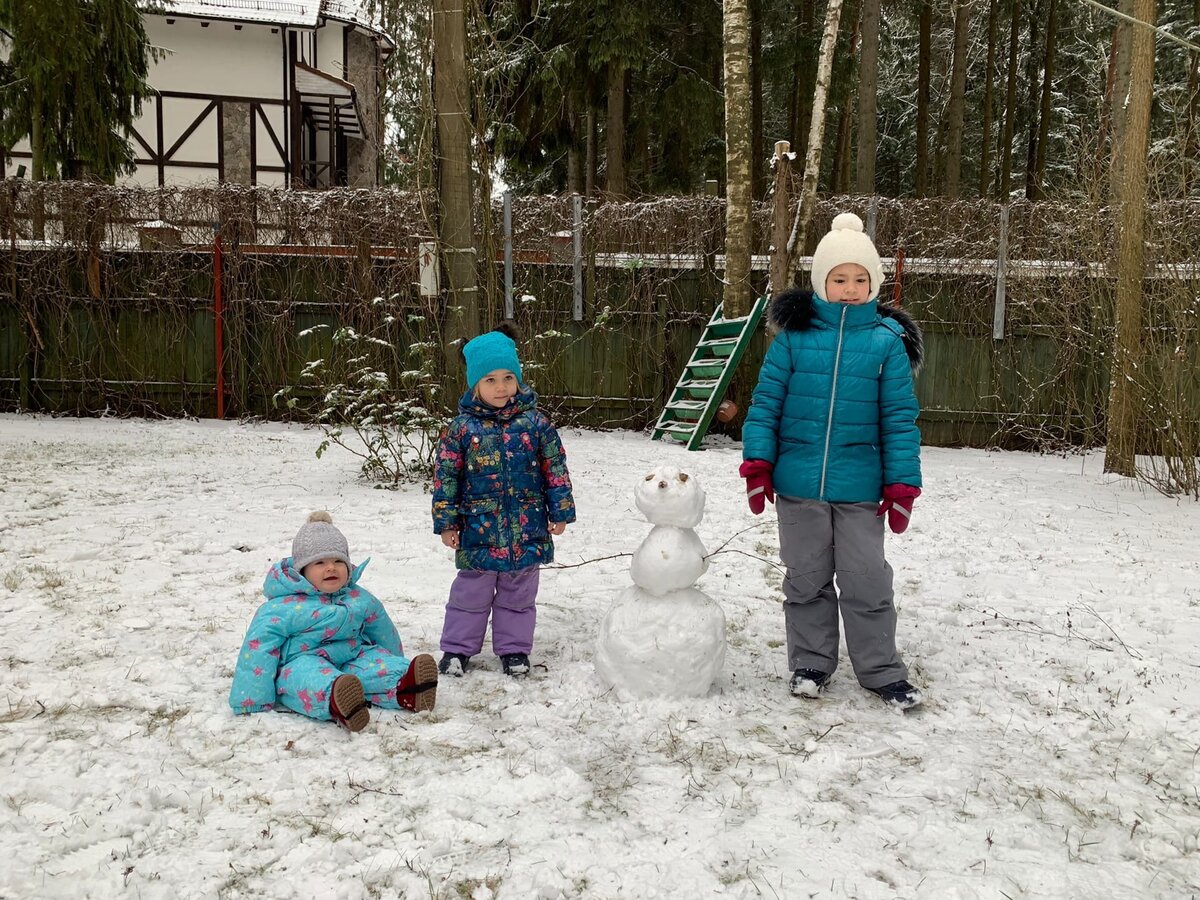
[776,495,908,689]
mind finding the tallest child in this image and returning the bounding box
[740,213,926,709]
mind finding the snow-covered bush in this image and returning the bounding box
[275,301,446,486]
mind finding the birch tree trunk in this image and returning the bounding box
[787,0,845,281]
[1104,0,1157,477]
[944,0,971,198]
[432,0,478,372]
[915,1,931,198]
[856,0,880,194]
[723,0,754,318]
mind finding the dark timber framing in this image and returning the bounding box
[129,91,289,185]
[4,12,384,188]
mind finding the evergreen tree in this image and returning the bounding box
[0,0,155,181]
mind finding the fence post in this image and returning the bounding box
[573,193,583,321]
[866,195,879,241]
[213,229,226,419]
[993,204,1009,341]
[503,190,513,319]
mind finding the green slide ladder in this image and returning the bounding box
[651,295,768,450]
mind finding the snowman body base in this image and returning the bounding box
[595,585,726,698]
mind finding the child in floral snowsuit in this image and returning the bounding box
[432,323,576,677]
[229,511,438,731]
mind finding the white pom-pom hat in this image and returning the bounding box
[810,212,885,301]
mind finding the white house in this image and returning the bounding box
[3,0,392,188]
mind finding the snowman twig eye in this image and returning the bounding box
[678,473,689,482]
[643,473,655,481]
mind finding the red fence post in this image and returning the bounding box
[891,247,905,308]
[214,230,225,419]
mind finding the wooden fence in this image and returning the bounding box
[2,185,1198,451]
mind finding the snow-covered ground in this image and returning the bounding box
[1,414,1198,900]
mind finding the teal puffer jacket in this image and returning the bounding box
[742,288,923,503]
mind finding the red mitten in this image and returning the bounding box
[739,459,775,515]
[877,483,921,533]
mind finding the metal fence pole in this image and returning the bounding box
[993,204,1009,340]
[573,193,583,321]
[503,191,513,319]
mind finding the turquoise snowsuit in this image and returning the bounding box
[229,558,413,720]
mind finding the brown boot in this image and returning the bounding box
[396,654,438,712]
[329,674,369,732]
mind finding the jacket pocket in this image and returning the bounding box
[516,495,548,544]
[461,497,502,549]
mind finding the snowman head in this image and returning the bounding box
[634,465,705,528]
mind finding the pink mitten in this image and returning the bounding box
[877,483,922,533]
[739,459,775,515]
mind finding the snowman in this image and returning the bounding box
[595,465,727,698]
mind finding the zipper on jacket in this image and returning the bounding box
[499,418,512,555]
[819,306,848,499]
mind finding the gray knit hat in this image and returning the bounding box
[292,511,351,571]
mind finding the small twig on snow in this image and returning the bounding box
[347,777,404,804]
[1072,602,1143,659]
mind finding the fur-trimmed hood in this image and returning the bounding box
[769,287,924,372]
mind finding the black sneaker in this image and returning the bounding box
[789,668,832,699]
[868,680,924,710]
[438,652,471,677]
[500,653,530,677]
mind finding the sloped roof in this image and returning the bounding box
[146,1,390,43]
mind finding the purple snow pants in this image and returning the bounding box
[440,566,540,656]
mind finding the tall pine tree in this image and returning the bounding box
[0,0,154,181]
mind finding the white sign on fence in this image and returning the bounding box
[418,241,440,298]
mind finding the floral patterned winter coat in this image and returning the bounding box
[432,386,576,572]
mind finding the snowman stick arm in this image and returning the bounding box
[704,547,786,575]
[543,551,633,570]
[702,520,776,560]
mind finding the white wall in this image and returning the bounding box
[313,22,352,81]
[146,17,285,99]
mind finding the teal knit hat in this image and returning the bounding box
[463,330,523,388]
